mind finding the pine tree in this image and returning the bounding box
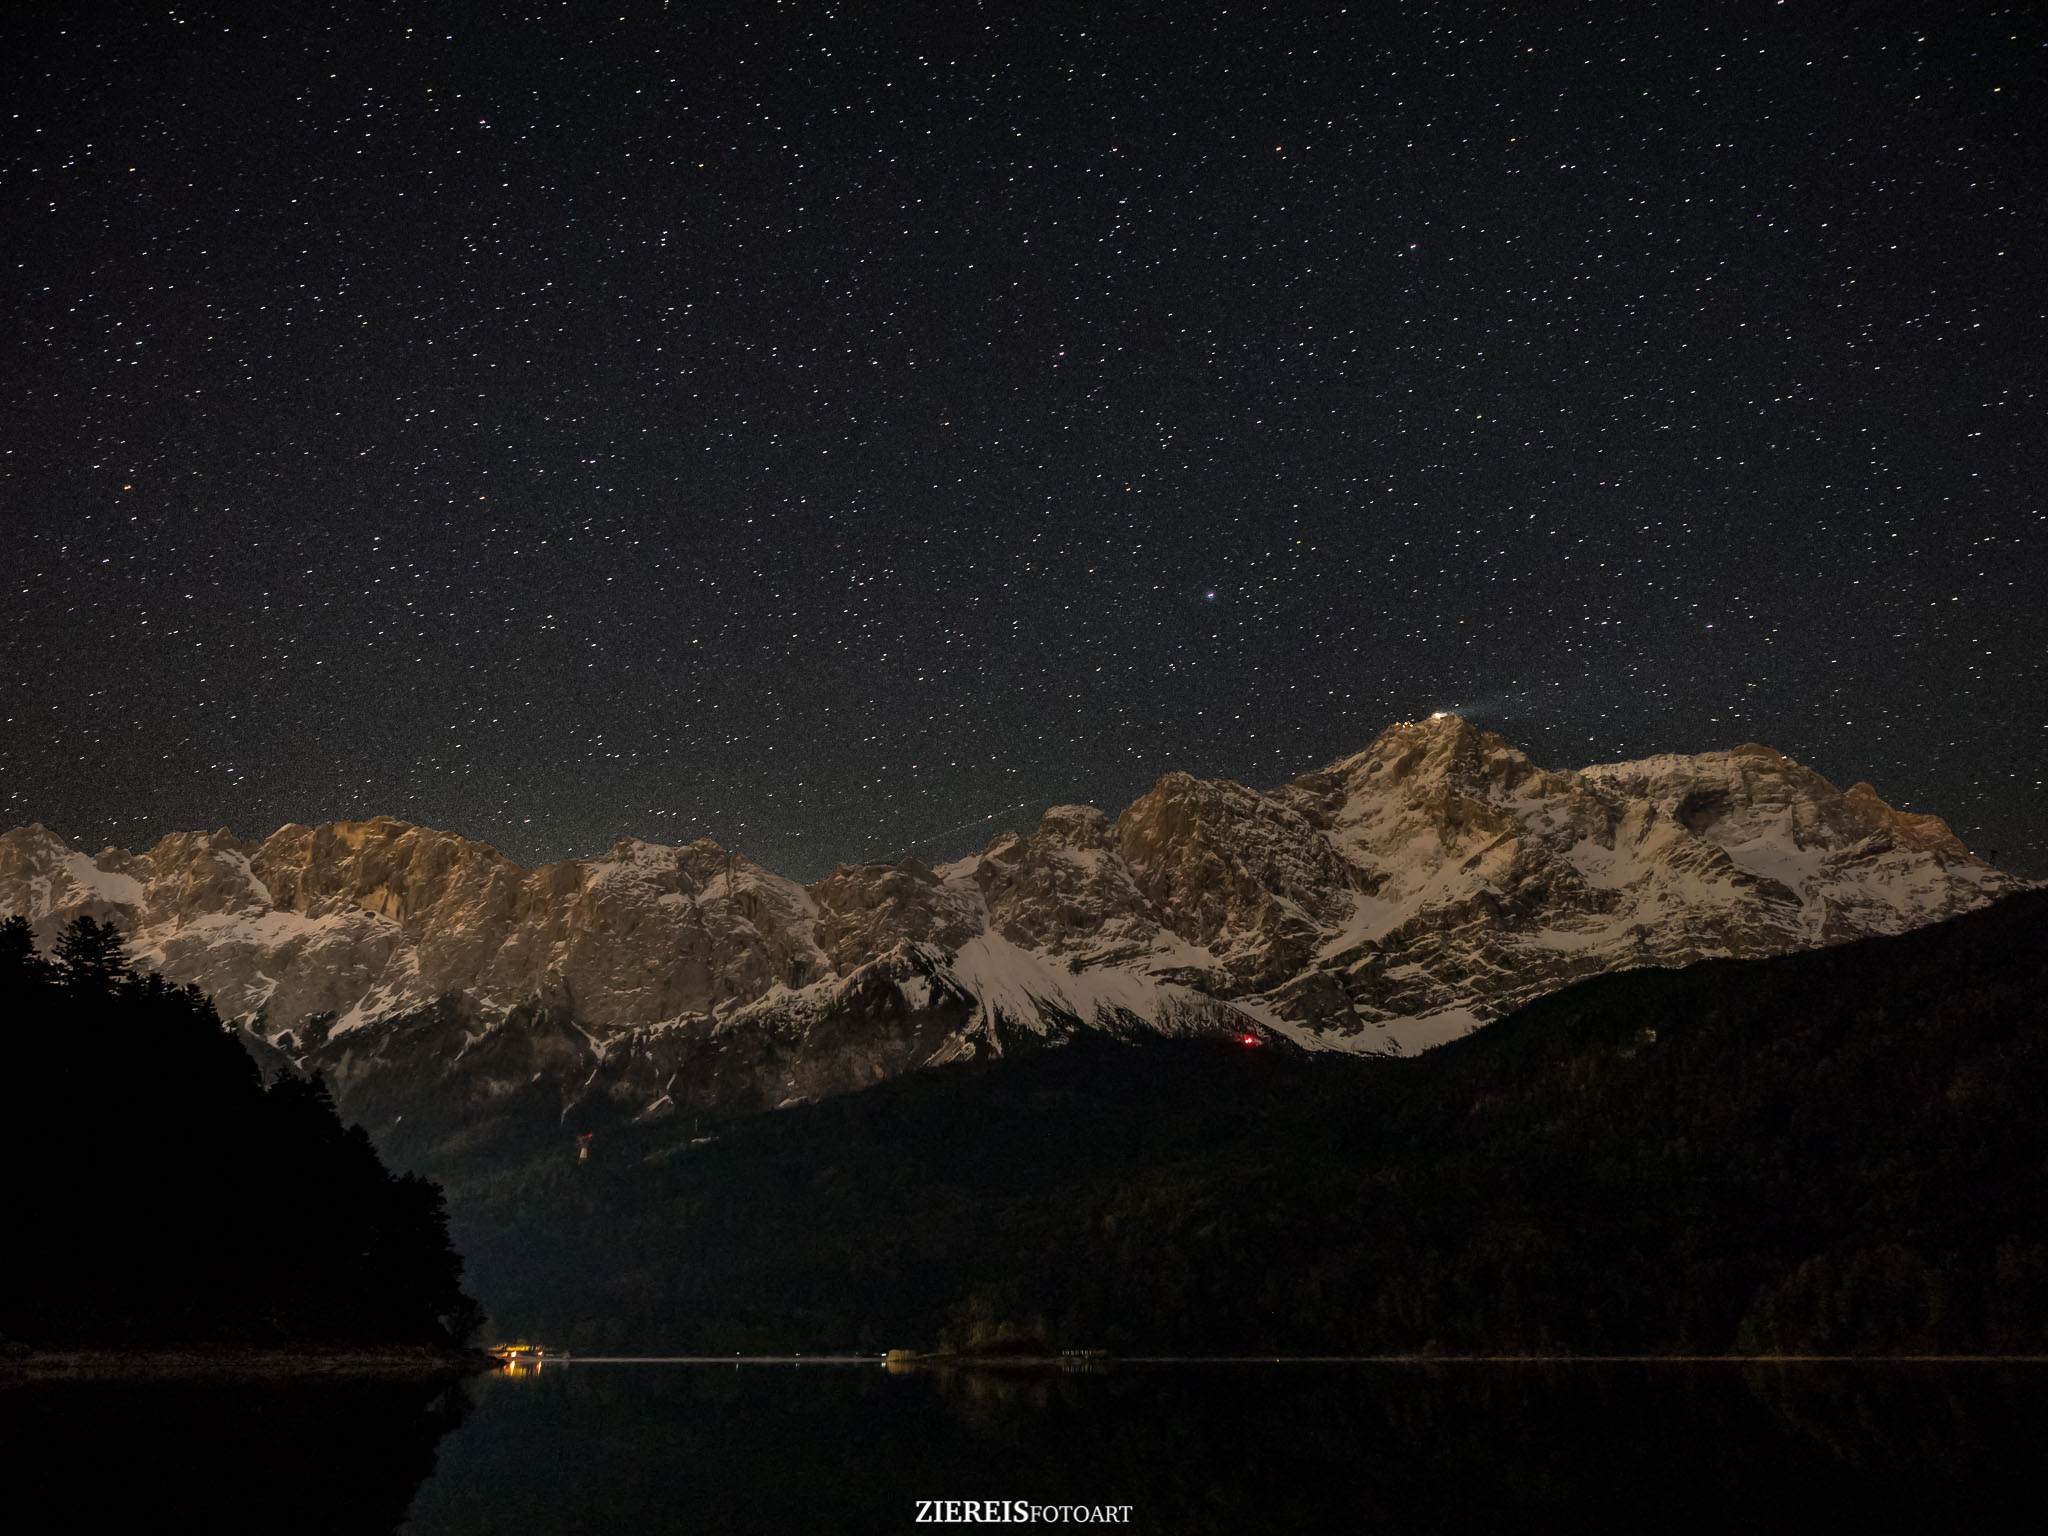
[54,914,127,992]
[0,914,52,999]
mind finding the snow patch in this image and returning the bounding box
[1315,890,1409,957]
[62,852,145,909]
[1371,1007,1485,1057]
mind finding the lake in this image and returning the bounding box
[7,1360,2045,1532]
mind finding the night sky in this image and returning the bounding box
[5,2,2043,881]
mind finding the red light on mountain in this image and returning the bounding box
[1240,1034,1260,1047]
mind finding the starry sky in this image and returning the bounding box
[5,1,2044,880]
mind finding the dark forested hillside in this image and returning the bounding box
[1,914,477,1349]
[443,889,2048,1357]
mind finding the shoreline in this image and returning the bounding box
[557,1352,2048,1367]
[10,1345,498,1380]
[16,1349,2048,1379]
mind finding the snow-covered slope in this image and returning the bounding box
[2,715,2024,1121]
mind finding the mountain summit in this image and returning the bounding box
[3,718,2022,1123]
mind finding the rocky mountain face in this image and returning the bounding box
[3,716,2024,1132]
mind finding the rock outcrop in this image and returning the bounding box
[3,716,2024,1126]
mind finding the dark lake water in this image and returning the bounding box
[8,1360,2047,1533]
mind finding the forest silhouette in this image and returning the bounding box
[0,913,477,1349]
[448,890,2048,1357]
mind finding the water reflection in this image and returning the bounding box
[400,1362,2048,1535]
[1743,1363,2044,1489]
[0,1373,469,1535]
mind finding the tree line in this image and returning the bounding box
[0,914,478,1349]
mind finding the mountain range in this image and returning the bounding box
[3,713,2023,1132]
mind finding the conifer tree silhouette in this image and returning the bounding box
[54,914,126,992]
[0,908,479,1349]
